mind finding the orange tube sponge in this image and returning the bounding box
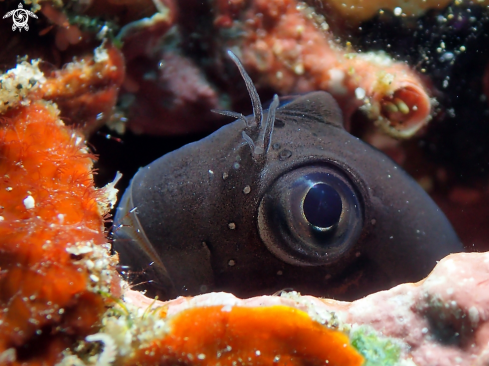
[0,66,117,364]
[241,0,432,138]
[128,305,364,366]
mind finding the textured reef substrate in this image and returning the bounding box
[1,0,489,365]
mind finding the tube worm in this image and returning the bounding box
[239,0,432,138]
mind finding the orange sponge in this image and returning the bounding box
[0,101,112,365]
[129,305,364,366]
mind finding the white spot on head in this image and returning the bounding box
[243,185,251,194]
[228,222,236,230]
[23,195,35,209]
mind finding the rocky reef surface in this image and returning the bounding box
[1,0,489,365]
[127,251,489,366]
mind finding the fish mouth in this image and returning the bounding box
[112,183,176,297]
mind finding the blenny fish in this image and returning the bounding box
[113,51,463,300]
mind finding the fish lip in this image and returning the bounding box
[112,179,176,295]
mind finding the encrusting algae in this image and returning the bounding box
[0,51,365,366]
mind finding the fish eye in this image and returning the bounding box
[302,183,343,230]
[258,165,363,266]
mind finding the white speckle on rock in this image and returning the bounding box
[328,69,347,95]
[221,304,233,312]
[23,195,35,209]
[355,87,366,99]
[85,333,117,366]
[90,274,100,282]
[469,306,479,326]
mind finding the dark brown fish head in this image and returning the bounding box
[113,51,463,300]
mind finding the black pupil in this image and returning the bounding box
[303,183,342,228]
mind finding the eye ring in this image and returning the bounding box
[258,164,364,266]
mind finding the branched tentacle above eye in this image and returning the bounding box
[226,50,263,128]
[249,94,279,156]
[264,94,278,154]
[211,50,279,160]
[211,110,251,127]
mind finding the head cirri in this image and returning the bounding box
[113,50,463,301]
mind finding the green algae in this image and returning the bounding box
[350,327,401,366]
